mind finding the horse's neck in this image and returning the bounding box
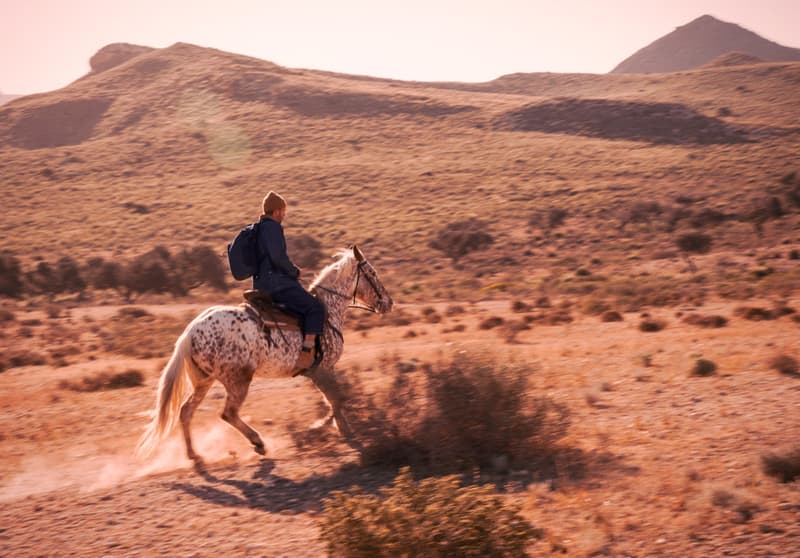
[314,269,355,329]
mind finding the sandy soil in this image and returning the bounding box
[1,299,798,557]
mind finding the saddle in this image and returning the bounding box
[241,290,301,329]
[241,290,324,377]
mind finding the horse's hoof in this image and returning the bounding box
[253,442,266,456]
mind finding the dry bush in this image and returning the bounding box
[0,253,23,298]
[710,488,760,522]
[84,257,123,291]
[0,308,15,322]
[444,304,466,316]
[1,349,47,370]
[638,319,666,332]
[761,446,800,483]
[122,246,178,299]
[337,353,570,474]
[429,219,494,261]
[321,467,540,558]
[173,245,229,291]
[58,369,144,392]
[600,310,623,322]
[691,359,717,377]
[511,300,532,313]
[683,314,728,328]
[420,306,442,324]
[733,306,775,321]
[287,233,324,269]
[676,232,712,254]
[768,354,799,377]
[479,316,504,330]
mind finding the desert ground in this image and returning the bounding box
[1,41,799,557]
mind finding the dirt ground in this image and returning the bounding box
[1,298,798,557]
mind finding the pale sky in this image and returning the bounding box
[1,0,798,94]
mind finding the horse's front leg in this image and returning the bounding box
[220,370,266,455]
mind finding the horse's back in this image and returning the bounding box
[187,304,297,378]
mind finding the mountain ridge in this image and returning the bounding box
[612,14,800,74]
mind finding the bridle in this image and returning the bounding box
[312,261,384,314]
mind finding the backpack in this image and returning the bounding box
[227,222,261,280]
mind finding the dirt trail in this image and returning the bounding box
[1,299,799,556]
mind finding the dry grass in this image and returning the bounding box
[58,369,145,392]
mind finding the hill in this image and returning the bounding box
[0,91,20,106]
[612,14,800,74]
[0,41,798,302]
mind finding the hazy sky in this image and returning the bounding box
[1,0,799,94]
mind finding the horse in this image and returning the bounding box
[136,245,393,467]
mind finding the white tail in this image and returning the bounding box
[136,328,201,457]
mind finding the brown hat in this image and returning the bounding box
[262,191,287,214]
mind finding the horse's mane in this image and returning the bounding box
[309,249,357,290]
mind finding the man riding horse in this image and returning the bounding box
[254,191,324,373]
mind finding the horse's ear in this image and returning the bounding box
[353,245,365,261]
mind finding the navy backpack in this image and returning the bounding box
[227,222,261,280]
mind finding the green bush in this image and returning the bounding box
[321,467,540,558]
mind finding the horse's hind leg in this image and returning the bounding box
[180,376,214,466]
[220,372,266,455]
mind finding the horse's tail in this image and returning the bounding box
[136,326,202,458]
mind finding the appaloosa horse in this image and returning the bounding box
[136,246,392,466]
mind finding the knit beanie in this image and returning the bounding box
[262,191,287,214]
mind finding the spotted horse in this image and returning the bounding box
[136,246,393,468]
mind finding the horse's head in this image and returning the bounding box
[352,245,393,314]
[310,245,393,314]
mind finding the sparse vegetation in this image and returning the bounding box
[58,369,145,392]
[692,359,717,377]
[761,446,800,483]
[479,316,504,330]
[321,467,540,558]
[639,319,666,332]
[0,253,24,298]
[768,354,798,377]
[683,314,728,328]
[429,219,494,261]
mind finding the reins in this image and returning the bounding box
[311,261,383,314]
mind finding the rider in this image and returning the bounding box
[254,191,324,372]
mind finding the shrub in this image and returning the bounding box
[340,353,570,473]
[733,306,775,321]
[84,257,124,291]
[4,349,47,368]
[761,446,800,482]
[429,220,494,261]
[55,256,86,294]
[639,319,666,332]
[677,232,712,254]
[0,253,23,298]
[287,234,324,269]
[321,467,540,558]
[769,354,799,377]
[601,310,623,322]
[683,314,728,328]
[58,369,145,392]
[122,246,178,299]
[173,245,228,291]
[691,359,717,377]
[511,300,531,313]
[479,316,505,330]
[0,308,15,322]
